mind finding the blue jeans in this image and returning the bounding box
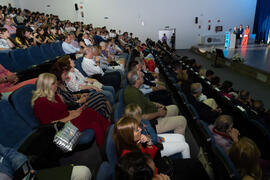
[102,85,115,105]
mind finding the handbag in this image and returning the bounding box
[154,156,174,178]
[53,121,81,152]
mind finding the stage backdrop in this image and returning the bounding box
[253,0,270,43]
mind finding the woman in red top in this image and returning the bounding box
[113,116,158,159]
[241,25,250,48]
[31,73,109,148]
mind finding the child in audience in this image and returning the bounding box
[123,104,190,158]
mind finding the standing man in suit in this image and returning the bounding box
[237,24,244,45]
[233,26,239,48]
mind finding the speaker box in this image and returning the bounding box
[195,17,198,24]
[75,4,78,11]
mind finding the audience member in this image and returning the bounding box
[124,70,187,135]
[208,115,240,152]
[31,73,109,148]
[233,90,253,114]
[210,76,221,88]
[81,47,121,91]
[205,69,214,81]
[0,64,36,100]
[124,104,190,158]
[187,83,221,123]
[115,151,169,180]
[228,137,270,180]
[50,59,112,120]
[3,16,16,34]
[0,27,14,50]
[62,34,83,55]
[0,144,92,180]
[220,80,234,98]
[61,56,115,105]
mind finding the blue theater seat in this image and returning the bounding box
[102,125,117,166]
[50,41,65,57]
[211,143,240,180]
[113,102,124,123]
[0,100,34,149]
[10,48,36,71]
[0,52,19,72]
[40,43,57,60]
[27,45,47,64]
[9,84,95,146]
[96,161,114,180]
[75,57,88,77]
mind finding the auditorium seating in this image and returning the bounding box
[146,41,269,179]
[96,161,114,180]
[8,84,96,146]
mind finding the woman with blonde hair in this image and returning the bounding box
[124,104,190,158]
[228,137,262,180]
[32,73,109,148]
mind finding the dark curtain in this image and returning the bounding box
[253,0,270,42]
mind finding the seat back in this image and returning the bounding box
[27,45,47,64]
[197,120,215,145]
[0,100,33,148]
[0,52,19,72]
[242,119,270,160]
[211,143,240,180]
[10,48,35,71]
[50,42,65,57]
[9,84,40,129]
[185,103,200,126]
[96,161,114,180]
[75,57,88,77]
[118,88,124,104]
[40,44,56,60]
[102,125,118,165]
[113,102,124,123]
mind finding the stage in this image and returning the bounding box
[196,44,270,73]
[191,44,270,85]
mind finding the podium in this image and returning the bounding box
[224,32,236,49]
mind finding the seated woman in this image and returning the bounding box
[113,116,209,179]
[50,60,112,120]
[113,116,158,159]
[32,73,109,148]
[124,104,190,158]
[77,33,87,49]
[58,55,115,105]
[36,27,55,44]
[15,28,30,48]
[99,41,125,71]
[228,137,270,180]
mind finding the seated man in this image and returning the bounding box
[82,47,121,92]
[208,115,240,152]
[187,83,221,124]
[124,70,187,135]
[62,34,84,59]
[233,90,253,115]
